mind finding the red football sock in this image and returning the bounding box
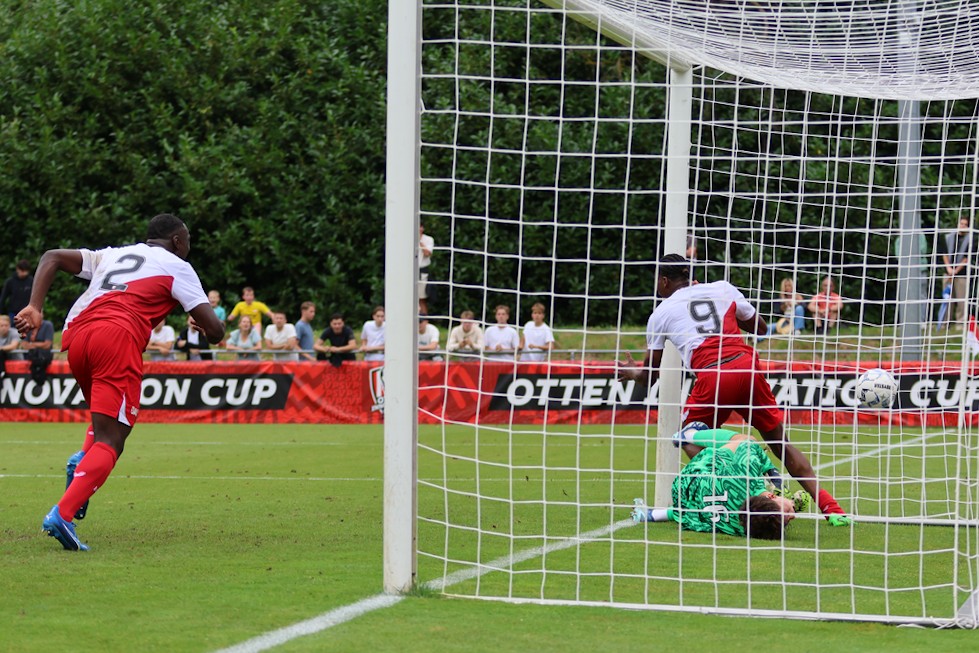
[58,442,118,521]
[81,425,95,453]
[818,489,845,516]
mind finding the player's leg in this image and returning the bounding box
[682,371,734,430]
[65,424,96,520]
[44,326,140,550]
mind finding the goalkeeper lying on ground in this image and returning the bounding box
[631,423,826,539]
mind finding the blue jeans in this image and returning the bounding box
[792,304,805,331]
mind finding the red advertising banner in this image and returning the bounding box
[1,358,977,425]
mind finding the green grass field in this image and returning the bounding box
[1,422,976,652]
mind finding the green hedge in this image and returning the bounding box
[0,0,388,324]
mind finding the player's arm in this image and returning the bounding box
[188,303,226,345]
[339,336,357,353]
[618,348,663,387]
[14,249,83,338]
[737,310,767,336]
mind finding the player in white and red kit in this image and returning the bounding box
[15,215,225,550]
[619,254,849,526]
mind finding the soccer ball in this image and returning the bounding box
[855,368,898,409]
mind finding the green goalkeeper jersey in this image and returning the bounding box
[668,440,776,537]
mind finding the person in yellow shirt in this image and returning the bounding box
[227,286,273,330]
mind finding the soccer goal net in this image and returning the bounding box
[385,0,979,627]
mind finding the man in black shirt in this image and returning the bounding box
[0,259,33,321]
[314,313,358,367]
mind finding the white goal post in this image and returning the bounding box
[385,0,979,627]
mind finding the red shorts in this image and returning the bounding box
[63,324,145,426]
[683,352,782,433]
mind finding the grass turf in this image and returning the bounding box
[1,422,975,652]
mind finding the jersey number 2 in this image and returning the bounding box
[100,254,146,292]
[689,300,721,334]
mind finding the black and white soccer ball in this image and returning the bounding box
[856,368,898,409]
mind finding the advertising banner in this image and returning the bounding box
[0,358,975,426]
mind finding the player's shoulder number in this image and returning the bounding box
[100,254,146,292]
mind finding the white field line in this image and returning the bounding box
[210,519,634,653]
[208,431,941,652]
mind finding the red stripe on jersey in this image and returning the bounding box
[63,275,179,349]
[689,302,754,369]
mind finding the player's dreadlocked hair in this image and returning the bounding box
[657,253,691,281]
[147,214,185,240]
[739,495,786,540]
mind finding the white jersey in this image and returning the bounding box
[63,243,209,348]
[647,280,756,370]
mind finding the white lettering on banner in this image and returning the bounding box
[494,373,967,411]
[935,379,958,408]
[0,373,291,410]
[252,379,277,405]
[141,378,164,404]
[911,379,934,406]
[506,378,536,407]
[201,378,225,407]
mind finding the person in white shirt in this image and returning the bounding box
[264,311,299,361]
[147,319,176,361]
[360,305,386,361]
[446,310,484,355]
[519,302,555,362]
[482,304,519,360]
[418,224,435,314]
[417,314,442,361]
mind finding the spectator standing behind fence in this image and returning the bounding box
[227,315,261,360]
[0,315,22,378]
[483,305,520,360]
[208,290,226,323]
[227,287,273,331]
[519,302,555,361]
[360,306,386,362]
[417,314,442,361]
[264,311,299,361]
[0,259,33,321]
[446,310,484,355]
[315,313,357,367]
[418,224,435,314]
[176,314,211,361]
[21,317,55,384]
[941,215,973,329]
[808,276,843,334]
[146,319,176,361]
[295,302,317,362]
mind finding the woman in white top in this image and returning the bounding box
[360,305,386,361]
[519,302,555,362]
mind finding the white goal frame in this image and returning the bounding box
[383,0,979,627]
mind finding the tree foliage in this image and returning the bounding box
[0,0,388,324]
[0,0,975,331]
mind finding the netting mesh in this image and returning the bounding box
[554,0,979,99]
[409,0,979,626]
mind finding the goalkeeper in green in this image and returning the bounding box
[632,423,808,539]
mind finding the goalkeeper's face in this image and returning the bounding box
[761,492,797,525]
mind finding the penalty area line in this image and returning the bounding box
[210,519,634,653]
